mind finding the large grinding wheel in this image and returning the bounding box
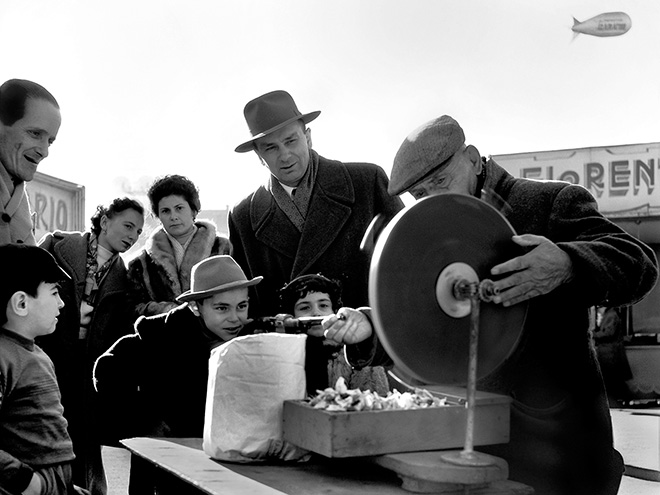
[369,193,527,385]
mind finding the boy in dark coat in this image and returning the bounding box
[95,255,261,495]
[93,255,262,441]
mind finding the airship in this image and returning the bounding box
[572,12,631,38]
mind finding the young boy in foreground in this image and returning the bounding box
[0,244,88,495]
[93,255,262,440]
[94,255,262,495]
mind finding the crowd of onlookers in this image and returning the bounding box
[1,79,658,495]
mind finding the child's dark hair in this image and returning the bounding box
[0,244,68,326]
[279,274,343,314]
[90,197,145,236]
[147,174,201,217]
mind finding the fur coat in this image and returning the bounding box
[127,219,232,316]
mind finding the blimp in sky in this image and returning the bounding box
[572,12,631,38]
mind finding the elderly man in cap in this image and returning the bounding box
[0,79,61,246]
[323,115,658,495]
[229,90,403,317]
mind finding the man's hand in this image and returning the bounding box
[322,308,373,345]
[490,234,574,307]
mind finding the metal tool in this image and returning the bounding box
[255,314,325,333]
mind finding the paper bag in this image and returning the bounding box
[203,333,310,463]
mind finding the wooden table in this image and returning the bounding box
[121,437,533,494]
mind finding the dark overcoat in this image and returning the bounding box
[477,160,658,494]
[93,305,248,441]
[228,152,404,317]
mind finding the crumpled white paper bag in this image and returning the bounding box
[203,333,310,463]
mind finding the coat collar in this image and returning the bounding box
[143,219,218,293]
[248,152,355,277]
[50,231,90,281]
[49,231,127,293]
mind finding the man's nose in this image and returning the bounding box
[279,146,292,160]
[36,141,49,160]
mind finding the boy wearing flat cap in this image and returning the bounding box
[0,244,89,495]
[323,115,658,495]
[229,90,403,318]
[93,255,262,442]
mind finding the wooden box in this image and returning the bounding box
[282,386,510,458]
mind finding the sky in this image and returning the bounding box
[2,0,658,223]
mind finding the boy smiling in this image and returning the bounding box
[93,255,262,440]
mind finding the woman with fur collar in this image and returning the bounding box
[128,175,232,317]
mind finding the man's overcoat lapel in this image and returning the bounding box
[249,157,355,278]
[52,233,88,305]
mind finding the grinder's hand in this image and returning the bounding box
[323,308,373,345]
[490,234,574,307]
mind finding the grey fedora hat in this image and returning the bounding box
[177,255,262,303]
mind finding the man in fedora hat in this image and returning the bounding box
[322,115,658,495]
[229,90,403,318]
[93,255,262,443]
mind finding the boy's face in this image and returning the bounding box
[192,288,250,342]
[294,291,333,337]
[26,282,64,337]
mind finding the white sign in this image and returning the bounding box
[494,142,660,217]
[26,172,85,242]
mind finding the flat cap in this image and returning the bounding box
[389,115,465,195]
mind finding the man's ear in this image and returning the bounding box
[305,127,313,149]
[188,301,201,317]
[465,145,482,174]
[256,153,268,169]
[9,292,29,317]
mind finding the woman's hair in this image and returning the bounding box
[90,197,145,236]
[278,273,343,314]
[147,174,201,217]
